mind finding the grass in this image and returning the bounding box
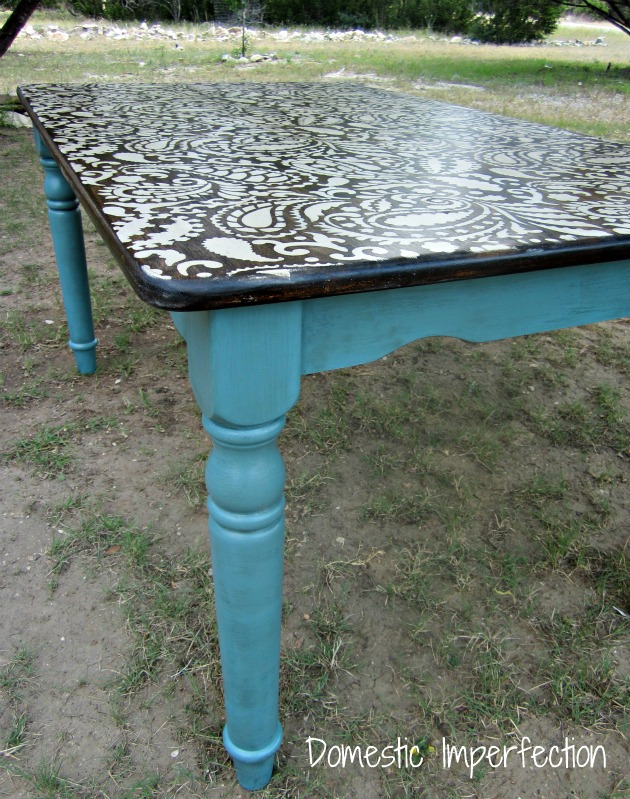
[48,512,152,586]
[532,385,630,453]
[2,377,49,406]
[13,759,77,798]
[286,466,333,516]
[163,450,208,508]
[2,308,61,351]
[3,423,77,475]
[2,415,119,477]
[0,12,629,799]
[0,648,35,759]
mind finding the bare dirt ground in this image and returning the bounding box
[1,114,629,799]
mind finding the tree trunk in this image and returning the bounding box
[0,0,41,59]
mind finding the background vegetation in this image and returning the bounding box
[2,0,630,42]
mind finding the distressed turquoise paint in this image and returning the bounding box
[172,303,302,426]
[174,303,302,789]
[35,131,97,374]
[205,416,285,789]
[302,260,630,374]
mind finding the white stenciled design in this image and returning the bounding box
[22,82,630,282]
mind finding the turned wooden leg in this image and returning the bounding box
[35,131,97,374]
[204,413,285,788]
[173,302,302,790]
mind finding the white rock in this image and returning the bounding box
[3,112,32,129]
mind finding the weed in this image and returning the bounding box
[463,629,527,731]
[594,329,630,375]
[48,513,152,587]
[363,443,407,476]
[319,547,384,590]
[106,741,134,780]
[126,303,161,332]
[286,466,332,517]
[534,512,592,569]
[2,309,56,351]
[0,649,35,759]
[114,354,140,379]
[19,262,46,288]
[527,471,570,500]
[487,549,529,598]
[3,424,75,476]
[2,378,49,406]
[3,416,119,478]
[361,488,438,526]
[573,545,630,613]
[535,607,629,729]
[4,712,28,754]
[163,450,208,509]
[533,385,630,453]
[29,759,75,798]
[46,492,89,527]
[608,778,630,799]
[118,774,162,798]
[114,331,131,353]
[457,426,503,471]
[138,387,159,418]
[0,647,35,700]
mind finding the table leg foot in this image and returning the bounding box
[35,131,97,375]
[68,339,98,375]
[224,723,283,790]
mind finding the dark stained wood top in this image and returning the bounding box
[18,82,630,311]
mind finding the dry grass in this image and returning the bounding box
[2,12,629,141]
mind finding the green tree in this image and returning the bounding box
[471,0,564,43]
[395,0,475,33]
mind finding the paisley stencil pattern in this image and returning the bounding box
[20,82,630,292]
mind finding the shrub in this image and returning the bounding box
[404,0,476,34]
[470,0,564,44]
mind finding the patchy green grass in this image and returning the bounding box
[3,424,77,475]
[2,416,119,477]
[0,648,36,759]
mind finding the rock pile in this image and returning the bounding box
[17,22,607,48]
[17,22,401,44]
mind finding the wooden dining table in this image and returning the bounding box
[17,81,630,790]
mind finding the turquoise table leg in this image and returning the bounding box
[35,131,97,374]
[172,303,303,790]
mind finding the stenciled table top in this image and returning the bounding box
[18,82,630,310]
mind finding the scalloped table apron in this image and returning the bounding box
[17,82,630,791]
